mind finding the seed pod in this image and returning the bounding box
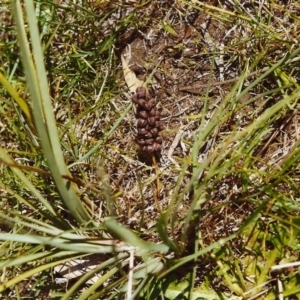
[136,87,147,99]
[143,145,153,153]
[152,142,162,152]
[150,128,158,136]
[132,95,139,104]
[137,118,147,127]
[144,99,156,110]
[145,139,154,145]
[155,111,160,120]
[137,110,148,119]
[144,132,153,139]
[156,121,163,131]
[149,109,156,116]
[136,138,146,146]
[155,136,163,144]
[148,116,156,126]
[138,128,148,135]
[138,99,147,108]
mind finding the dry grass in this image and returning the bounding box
[1,0,300,299]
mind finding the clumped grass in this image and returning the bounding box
[1,0,300,299]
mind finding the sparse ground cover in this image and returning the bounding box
[1,0,300,299]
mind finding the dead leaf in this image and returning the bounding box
[121,54,146,93]
[54,254,105,285]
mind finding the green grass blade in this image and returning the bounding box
[0,71,33,124]
[10,0,91,224]
[104,217,169,252]
[0,147,56,215]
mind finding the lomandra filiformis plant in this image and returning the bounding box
[132,87,163,155]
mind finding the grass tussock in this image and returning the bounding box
[1,0,300,299]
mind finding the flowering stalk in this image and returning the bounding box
[132,87,163,154]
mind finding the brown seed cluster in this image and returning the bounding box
[132,87,163,154]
